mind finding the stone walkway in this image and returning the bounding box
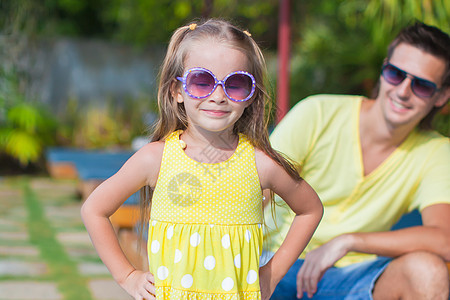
[0,176,133,300]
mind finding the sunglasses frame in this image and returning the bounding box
[381,63,441,98]
[177,67,256,102]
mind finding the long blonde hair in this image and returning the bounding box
[138,19,301,240]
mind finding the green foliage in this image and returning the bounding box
[1,0,278,47]
[365,0,450,48]
[1,0,448,138]
[432,107,450,137]
[0,0,113,37]
[0,70,57,165]
[58,97,152,149]
[98,0,279,46]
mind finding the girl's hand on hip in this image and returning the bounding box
[259,263,278,300]
[121,270,156,300]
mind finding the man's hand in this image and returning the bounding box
[297,234,354,298]
[121,270,156,300]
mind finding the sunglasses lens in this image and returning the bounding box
[412,79,436,98]
[225,74,253,101]
[383,65,406,85]
[382,64,438,98]
[185,70,215,98]
[182,69,255,101]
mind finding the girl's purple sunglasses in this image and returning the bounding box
[177,67,256,102]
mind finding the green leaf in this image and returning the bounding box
[7,104,39,132]
[4,131,42,165]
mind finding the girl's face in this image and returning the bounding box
[174,40,252,135]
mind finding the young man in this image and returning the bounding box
[264,22,450,299]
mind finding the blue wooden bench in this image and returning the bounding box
[46,147,140,228]
[47,147,133,176]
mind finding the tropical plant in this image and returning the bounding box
[0,69,57,166]
[57,97,153,150]
[1,0,279,48]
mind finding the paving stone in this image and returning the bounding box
[45,205,83,220]
[57,232,93,246]
[7,208,27,219]
[78,262,110,276]
[65,247,98,259]
[0,246,39,257]
[0,232,29,241]
[88,279,133,300]
[0,177,137,300]
[0,190,22,199]
[0,281,62,299]
[0,260,48,276]
[30,178,78,193]
[0,219,25,230]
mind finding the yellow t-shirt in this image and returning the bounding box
[264,94,450,267]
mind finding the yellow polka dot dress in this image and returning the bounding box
[148,130,263,299]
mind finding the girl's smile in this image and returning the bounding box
[201,108,231,117]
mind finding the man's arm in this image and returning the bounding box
[296,203,450,298]
[345,203,450,260]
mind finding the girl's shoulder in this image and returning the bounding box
[135,139,165,154]
[254,147,302,190]
[254,148,279,186]
[127,140,165,187]
[254,148,280,170]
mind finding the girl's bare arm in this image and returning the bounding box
[255,149,323,297]
[80,142,163,285]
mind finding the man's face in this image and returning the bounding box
[377,43,448,129]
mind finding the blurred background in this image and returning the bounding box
[1,0,449,172]
[0,1,449,299]
[0,0,450,172]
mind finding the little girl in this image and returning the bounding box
[81,19,323,300]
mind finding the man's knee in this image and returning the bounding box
[399,251,449,282]
[375,251,449,299]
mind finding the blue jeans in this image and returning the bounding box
[270,257,391,300]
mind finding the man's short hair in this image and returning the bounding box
[387,21,450,88]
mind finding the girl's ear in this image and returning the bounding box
[170,80,184,103]
[244,95,256,108]
[245,98,255,108]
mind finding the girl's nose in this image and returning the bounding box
[209,84,227,103]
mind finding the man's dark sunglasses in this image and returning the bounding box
[381,63,441,98]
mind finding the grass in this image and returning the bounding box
[22,178,93,300]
